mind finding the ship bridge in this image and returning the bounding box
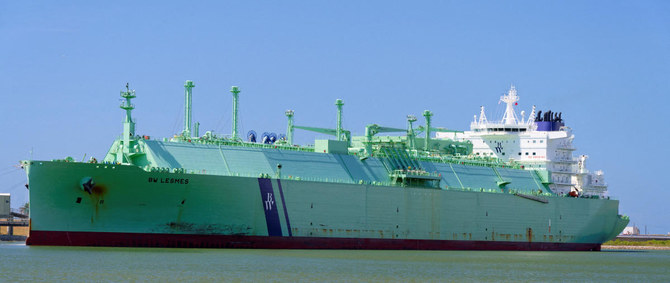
[468,85,536,134]
[436,85,608,198]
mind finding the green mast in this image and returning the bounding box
[182,80,195,138]
[423,110,433,151]
[407,115,417,151]
[335,99,344,141]
[285,110,294,145]
[291,98,350,146]
[120,83,136,154]
[230,86,241,141]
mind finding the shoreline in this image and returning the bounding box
[602,245,670,251]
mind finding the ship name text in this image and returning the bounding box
[148,177,190,184]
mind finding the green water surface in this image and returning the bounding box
[0,242,668,282]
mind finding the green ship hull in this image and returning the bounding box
[23,143,627,250]
[22,82,628,250]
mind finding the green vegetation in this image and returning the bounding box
[605,239,670,247]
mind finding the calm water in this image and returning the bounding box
[0,242,668,282]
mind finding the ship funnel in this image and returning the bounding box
[182,80,195,137]
[230,86,241,140]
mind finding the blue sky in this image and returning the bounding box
[1,1,668,233]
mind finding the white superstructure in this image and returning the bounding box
[437,85,607,197]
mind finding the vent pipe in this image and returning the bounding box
[335,99,344,141]
[423,110,433,151]
[182,80,195,137]
[285,110,294,145]
[407,115,417,151]
[230,86,241,140]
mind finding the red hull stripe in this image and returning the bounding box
[27,230,601,251]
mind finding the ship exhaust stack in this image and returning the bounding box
[423,110,433,151]
[230,86,241,141]
[285,110,294,145]
[120,83,136,154]
[182,80,195,138]
[335,99,344,141]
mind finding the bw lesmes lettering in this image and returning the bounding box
[148,177,189,184]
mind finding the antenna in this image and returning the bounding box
[500,85,520,125]
[478,106,488,125]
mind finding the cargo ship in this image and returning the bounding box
[21,82,628,250]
